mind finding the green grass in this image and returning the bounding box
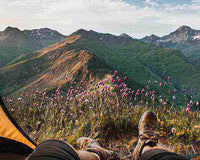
[4,78,200,159]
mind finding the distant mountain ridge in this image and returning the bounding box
[0,26,66,67]
[142,26,200,44]
[1,28,200,103]
[141,25,200,65]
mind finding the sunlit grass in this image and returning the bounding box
[6,72,200,158]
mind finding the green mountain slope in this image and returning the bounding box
[141,26,200,66]
[0,35,117,96]
[66,29,200,101]
[1,29,200,103]
[0,27,66,67]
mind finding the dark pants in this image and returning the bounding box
[27,140,188,160]
[27,140,80,160]
[141,150,188,160]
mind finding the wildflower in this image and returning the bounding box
[141,89,145,93]
[89,107,93,110]
[164,82,166,86]
[7,99,12,103]
[168,76,171,80]
[173,96,176,101]
[186,107,190,113]
[85,99,89,104]
[18,97,22,101]
[118,79,122,83]
[149,91,151,94]
[173,89,177,93]
[196,101,199,106]
[51,98,54,104]
[159,83,162,87]
[189,100,193,105]
[148,80,151,84]
[93,114,98,118]
[124,76,127,81]
[114,84,119,88]
[159,99,163,103]
[33,131,37,137]
[170,82,173,85]
[114,70,117,75]
[60,110,65,114]
[163,102,167,105]
[33,103,38,107]
[171,127,176,134]
[146,85,149,90]
[152,90,155,94]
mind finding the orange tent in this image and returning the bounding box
[0,95,36,159]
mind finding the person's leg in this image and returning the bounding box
[26,139,100,160]
[133,111,188,160]
[76,137,118,160]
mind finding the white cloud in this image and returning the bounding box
[192,0,200,3]
[0,0,200,38]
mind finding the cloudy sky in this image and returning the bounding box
[0,0,200,38]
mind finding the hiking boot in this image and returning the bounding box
[76,137,118,160]
[133,111,158,160]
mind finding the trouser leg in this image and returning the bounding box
[140,147,188,160]
[27,139,100,160]
[26,140,81,160]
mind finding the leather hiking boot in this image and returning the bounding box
[76,137,118,160]
[133,111,158,160]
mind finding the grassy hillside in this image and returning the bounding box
[4,73,200,159]
[65,30,200,103]
[0,35,115,96]
[0,27,65,67]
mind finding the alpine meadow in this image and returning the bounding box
[0,0,200,160]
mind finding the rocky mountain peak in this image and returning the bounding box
[142,34,160,43]
[176,25,192,32]
[119,33,133,39]
[3,26,22,34]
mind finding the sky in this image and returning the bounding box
[0,0,200,38]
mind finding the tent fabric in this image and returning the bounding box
[0,95,36,157]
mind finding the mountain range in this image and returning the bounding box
[0,26,200,104]
[0,26,65,67]
[141,25,200,66]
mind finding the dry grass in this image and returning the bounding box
[5,73,200,159]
